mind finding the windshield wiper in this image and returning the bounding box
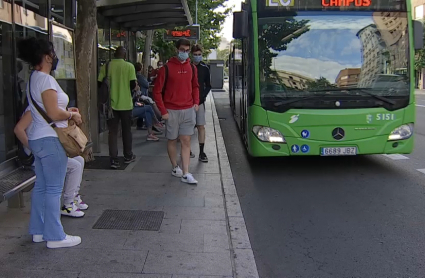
[273,94,325,107]
[308,88,396,105]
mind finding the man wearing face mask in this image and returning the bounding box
[153,39,200,184]
[191,44,212,163]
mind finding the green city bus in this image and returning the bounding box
[228,0,424,157]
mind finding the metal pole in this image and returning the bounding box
[195,0,198,44]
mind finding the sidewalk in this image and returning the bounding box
[0,95,259,278]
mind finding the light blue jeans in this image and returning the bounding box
[133,105,155,128]
[28,137,67,241]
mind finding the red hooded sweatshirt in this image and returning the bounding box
[153,57,200,115]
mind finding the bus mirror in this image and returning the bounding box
[226,60,229,67]
[233,11,248,39]
[413,20,424,50]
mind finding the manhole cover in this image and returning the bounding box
[92,210,164,231]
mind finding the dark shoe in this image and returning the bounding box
[190,151,195,158]
[199,152,208,163]
[110,159,120,169]
[152,126,163,133]
[124,154,136,164]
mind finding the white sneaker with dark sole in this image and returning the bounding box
[181,173,198,184]
[172,166,183,178]
[61,203,85,218]
[47,235,81,249]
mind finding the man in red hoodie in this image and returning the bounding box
[153,39,200,184]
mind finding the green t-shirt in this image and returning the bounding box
[98,59,136,111]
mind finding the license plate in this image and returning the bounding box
[321,147,357,156]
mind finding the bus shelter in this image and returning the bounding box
[90,0,193,151]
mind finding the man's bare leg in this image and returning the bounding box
[180,135,191,175]
[167,139,178,168]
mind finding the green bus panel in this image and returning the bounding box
[246,104,415,157]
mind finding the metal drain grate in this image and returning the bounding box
[92,210,164,231]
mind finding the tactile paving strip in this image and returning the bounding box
[92,210,164,231]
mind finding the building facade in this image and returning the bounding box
[335,68,361,88]
[0,0,77,164]
[275,70,314,90]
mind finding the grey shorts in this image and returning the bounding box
[165,107,196,140]
[196,103,206,126]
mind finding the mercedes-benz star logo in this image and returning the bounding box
[332,128,345,140]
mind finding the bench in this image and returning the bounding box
[0,157,36,208]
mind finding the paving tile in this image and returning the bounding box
[124,231,204,252]
[228,217,252,250]
[1,246,148,273]
[164,207,225,221]
[145,195,205,207]
[159,218,182,234]
[143,251,232,276]
[234,249,259,278]
[204,193,224,208]
[204,233,230,253]
[79,272,171,278]
[180,220,227,235]
[0,269,79,278]
[225,194,243,218]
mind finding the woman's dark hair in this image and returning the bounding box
[17,37,53,67]
[175,38,191,49]
[191,44,203,53]
[134,62,143,72]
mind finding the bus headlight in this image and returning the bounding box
[388,124,413,141]
[252,126,286,143]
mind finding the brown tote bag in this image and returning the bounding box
[28,72,88,158]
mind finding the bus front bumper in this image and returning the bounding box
[247,132,414,157]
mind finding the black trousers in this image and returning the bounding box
[107,109,133,160]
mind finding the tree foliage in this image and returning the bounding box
[259,19,310,78]
[137,0,232,63]
[216,47,230,62]
[186,0,231,53]
[415,20,425,71]
[305,77,337,90]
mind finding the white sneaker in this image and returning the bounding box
[172,166,183,178]
[74,194,89,210]
[181,173,198,184]
[33,234,44,243]
[47,235,81,249]
[61,203,85,218]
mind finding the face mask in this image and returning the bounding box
[193,56,203,63]
[158,64,163,68]
[51,57,59,71]
[178,52,189,61]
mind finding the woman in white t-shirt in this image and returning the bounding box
[17,37,82,249]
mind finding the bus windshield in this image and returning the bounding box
[258,11,409,107]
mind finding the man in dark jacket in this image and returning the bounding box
[191,44,212,163]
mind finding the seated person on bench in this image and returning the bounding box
[14,107,89,218]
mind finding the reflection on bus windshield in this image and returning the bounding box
[258,11,409,96]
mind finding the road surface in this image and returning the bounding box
[213,87,425,277]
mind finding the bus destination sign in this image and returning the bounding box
[163,25,200,41]
[263,0,405,10]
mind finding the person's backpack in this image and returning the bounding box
[98,62,114,119]
[161,63,195,97]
